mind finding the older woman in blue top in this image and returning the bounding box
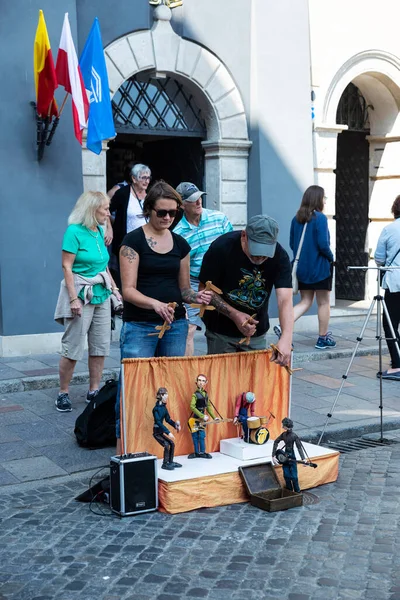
[374,195,400,380]
[289,185,335,350]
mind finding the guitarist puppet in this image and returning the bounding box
[272,417,315,493]
[187,374,220,460]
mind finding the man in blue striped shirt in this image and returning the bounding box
[174,182,233,355]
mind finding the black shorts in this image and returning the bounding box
[298,264,333,291]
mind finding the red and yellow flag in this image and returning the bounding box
[34,10,58,118]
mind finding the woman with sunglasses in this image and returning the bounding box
[118,180,212,359]
[115,181,212,450]
[108,163,152,276]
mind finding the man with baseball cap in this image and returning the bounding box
[198,214,293,366]
[174,182,233,355]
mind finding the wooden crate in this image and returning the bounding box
[239,463,303,512]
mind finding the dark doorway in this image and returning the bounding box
[335,83,370,300]
[107,134,204,192]
[335,131,369,300]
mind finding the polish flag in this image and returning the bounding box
[55,13,89,144]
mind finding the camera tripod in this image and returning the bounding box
[318,265,400,445]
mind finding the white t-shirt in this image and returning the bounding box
[126,190,146,233]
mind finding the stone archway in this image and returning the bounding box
[313,50,400,301]
[82,4,251,227]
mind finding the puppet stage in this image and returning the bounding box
[121,352,339,514]
[156,440,339,514]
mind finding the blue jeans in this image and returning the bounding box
[238,407,249,441]
[115,319,188,438]
[120,319,188,358]
[283,452,300,492]
[191,429,206,454]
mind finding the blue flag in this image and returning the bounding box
[79,18,116,154]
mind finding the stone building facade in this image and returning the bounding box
[2,0,400,354]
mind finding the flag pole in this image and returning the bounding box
[46,93,69,147]
[58,92,69,116]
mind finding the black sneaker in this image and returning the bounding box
[188,453,200,459]
[161,463,174,471]
[55,393,72,412]
[170,462,182,468]
[199,452,212,459]
[86,389,99,404]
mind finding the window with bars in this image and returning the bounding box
[112,75,206,137]
[336,82,370,131]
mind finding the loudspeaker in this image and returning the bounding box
[110,453,158,517]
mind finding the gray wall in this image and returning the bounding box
[0,0,313,337]
[0,1,84,336]
[251,0,314,251]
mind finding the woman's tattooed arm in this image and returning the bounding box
[180,288,198,304]
[120,246,137,263]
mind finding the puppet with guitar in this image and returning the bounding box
[272,417,318,492]
[187,374,233,459]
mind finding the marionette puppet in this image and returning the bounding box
[187,374,221,459]
[272,417,316,492]
[233,391,256,442]
[152,387,182,471]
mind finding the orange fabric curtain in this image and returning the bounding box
[121,349,290,457]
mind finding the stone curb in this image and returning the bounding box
[299,417,400,445]
[0,368,119,395]
[0,345,386,394]
[292,344,387,365]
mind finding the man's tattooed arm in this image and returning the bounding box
[209,293,233,317]
[120,245,137,263]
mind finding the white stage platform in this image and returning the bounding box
[219,437,334,462]
[157,437,339,512]
[157,450,270,483]
[158,438,334,483]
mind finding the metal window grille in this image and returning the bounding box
[112,75,206,137]
[336,82,370,131]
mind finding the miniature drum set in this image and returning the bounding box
[244,414,274,445]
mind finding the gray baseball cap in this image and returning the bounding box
[176,182,206,203]
[246,215,279,258]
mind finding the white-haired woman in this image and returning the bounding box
[109,163,152,262]
[54,191,122,412]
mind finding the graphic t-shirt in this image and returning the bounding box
[121,227,191,322]
[199,231,292,337]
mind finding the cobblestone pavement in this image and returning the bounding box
[2,433,400,600]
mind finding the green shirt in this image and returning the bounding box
[190,389,216,420]
[62,224,111,304]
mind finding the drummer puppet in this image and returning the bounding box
[233,391,256,442]
[272,417,307,492]
[188,374,218,459]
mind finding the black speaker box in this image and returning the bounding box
[110,452,158,516]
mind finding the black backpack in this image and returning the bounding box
[74,379,118,448]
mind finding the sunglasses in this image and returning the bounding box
[152,209,178,218]
[138,175,151,181]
